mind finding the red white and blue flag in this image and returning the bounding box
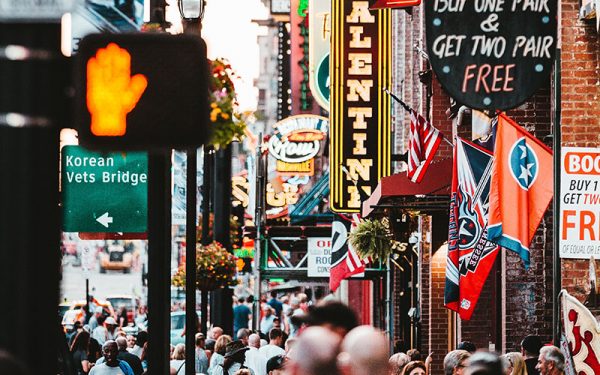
[488,114,553,268]
[329,215,366,292]
[407,110,443,183]
[445,137,499,320]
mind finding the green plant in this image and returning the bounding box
[171,241,238,291]
[349,218,394,261]
[208,59,247,148]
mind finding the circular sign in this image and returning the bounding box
[316,54,330,105]
[425,1,556,111]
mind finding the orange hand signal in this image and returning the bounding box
[87,43,148,136]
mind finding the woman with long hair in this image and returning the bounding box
[208,335,232,375]
[502,352,528,375]
[70,330,92,375]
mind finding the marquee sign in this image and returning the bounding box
[425,0,557,111]
[309,0,331,111]
[268,115,329,176]
[330,1,391,213]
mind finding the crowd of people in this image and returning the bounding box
[62,291,568,375]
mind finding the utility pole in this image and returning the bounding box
[211,144,234,334]
[0,19,68,374]
[182,14,202,375]
[146,1,171,374]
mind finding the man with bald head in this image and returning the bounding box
[287,326,342,375]
[115,336,143,375]
[245,333,265,375]
[338,325,389,375]
[90,340,135,375]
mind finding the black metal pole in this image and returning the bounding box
[202,146,213,246]
[201,146,212,336]
[147,151,171,375]
[185,147,198,375]
[86,278,90,321]
[0,22,66,375]
[553,50,562,346]
[211,145,234,335]
[182,16,202,374]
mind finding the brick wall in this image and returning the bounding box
[559,0,600,302]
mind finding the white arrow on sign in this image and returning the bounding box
[97,212,114,228]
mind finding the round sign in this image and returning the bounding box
[425,1,556,111]
[316,54,330,105]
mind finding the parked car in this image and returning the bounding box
[61,309,84,333]
[170,311,201,346]
[58,301,71,319]
[98,242,133,273]
[69,299,115,318]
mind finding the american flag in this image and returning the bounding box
[329,214,368,292]
[407,110,443,183]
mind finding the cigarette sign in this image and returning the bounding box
[560,147,600,259]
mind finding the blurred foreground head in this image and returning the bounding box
[338,325,389,375]
[464,352,504,375]
[288,326,342,375]
[291,301,358,337]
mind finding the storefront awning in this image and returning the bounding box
[362,158,453,217]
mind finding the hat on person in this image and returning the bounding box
[105,317,117,326]
[224,340,249,358]
[521,335,543,355]
[266,355,287,372]
[94,306,104,314]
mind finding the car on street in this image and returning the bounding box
[61,309,84,333]
[170,310,201,346]
[69,299,115,318]
[98,242,133,273]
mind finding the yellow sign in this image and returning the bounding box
[329,1,391,213]
[87,43,148,136]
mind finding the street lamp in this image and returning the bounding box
[178,0,205,21]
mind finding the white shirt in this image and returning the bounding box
[170,359,185,375]
[245,347,266,375]
[260,315,275,335]
[89,363,126,375]
[259,344,285,373]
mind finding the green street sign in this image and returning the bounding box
[62,145,147,233]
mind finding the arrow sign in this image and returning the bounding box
[96,212,113,228]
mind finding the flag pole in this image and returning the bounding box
[552,50,562,346]
[383,87,454,147]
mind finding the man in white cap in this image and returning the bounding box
[92,316,118,345]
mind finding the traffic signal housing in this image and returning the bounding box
[75,33,210,150]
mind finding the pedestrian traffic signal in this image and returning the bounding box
[75,33,211,150]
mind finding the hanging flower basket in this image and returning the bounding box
[208,59,246,148]
[349,218,395,262]
[171,241,238,292]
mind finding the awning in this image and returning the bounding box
[362,158,453,217]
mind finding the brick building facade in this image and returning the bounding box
[386,0,599,369]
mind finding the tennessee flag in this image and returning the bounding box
[488,113,553,268]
